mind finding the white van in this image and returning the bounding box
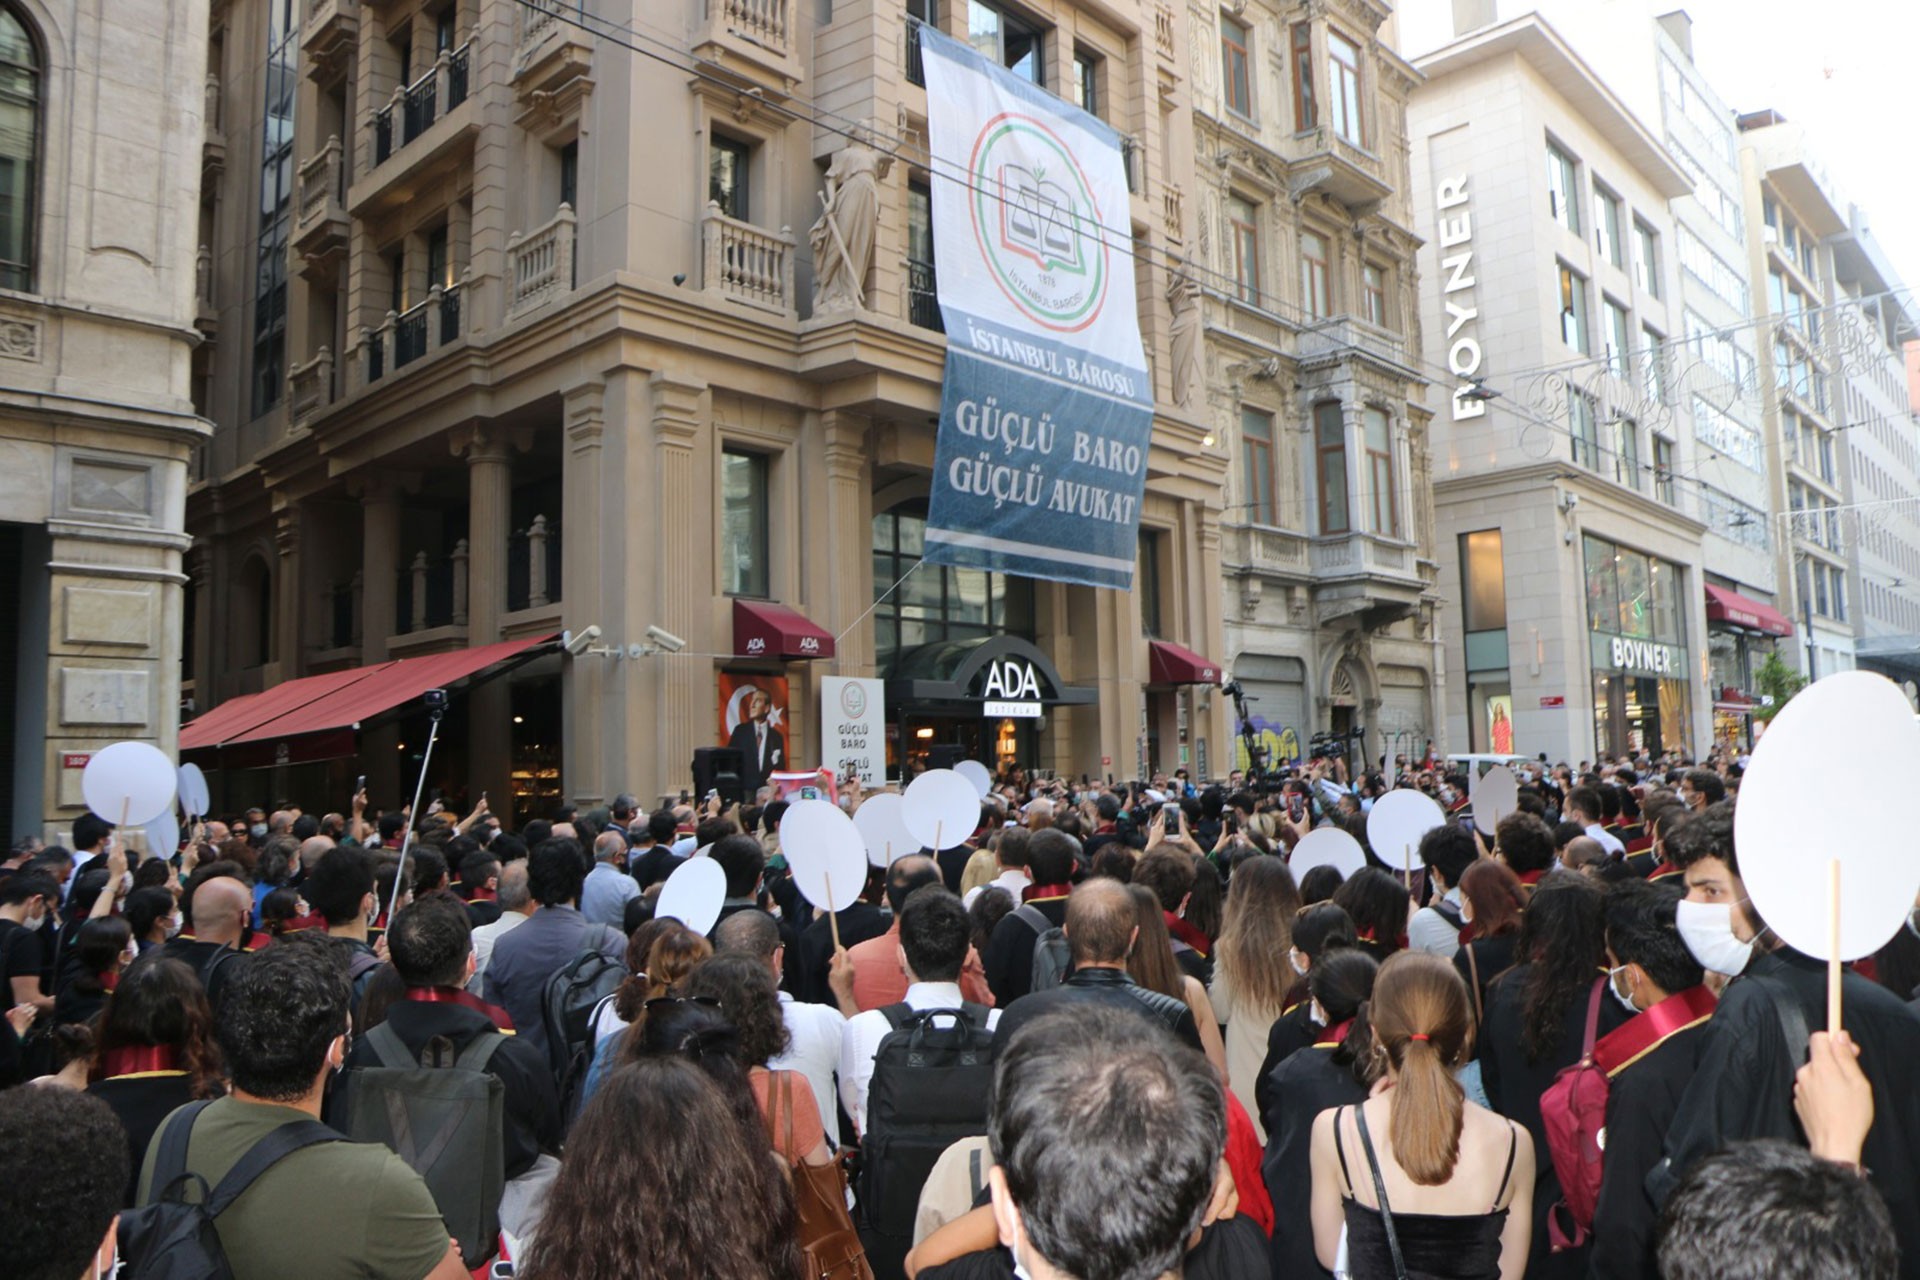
[1444,753,1534,779]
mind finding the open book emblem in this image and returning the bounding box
[998,163,1084,274]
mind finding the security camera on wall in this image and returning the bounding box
[562,625,602,656]
[644,625,687,654]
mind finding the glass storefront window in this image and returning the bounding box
[1584,535,1618,634]
[1616,549,1651,638]
[871,500,1035,673]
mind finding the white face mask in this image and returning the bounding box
[1675,899,1754,977]
[164,915,182,939]
[1289,948,1309,977]
[1607,963,1640,1014]
[23,907,45,933]
[1308,999,1328,1027]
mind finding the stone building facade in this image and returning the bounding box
[0,0,208,838]
[187,0,1233,814]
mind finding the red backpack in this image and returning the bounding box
[1539,978,1608,1251]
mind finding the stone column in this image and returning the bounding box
[821,411,873,676]
[272,503,303,680]
[647,372,707,800]
[456,422,515,810]
[561,378,608,806]
[187,543,215,704]
[359,480,401,662]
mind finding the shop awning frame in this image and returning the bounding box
[1704,584,1794,637]
[181,634,558,752]
[1147,639,1223,687]
[886,634,1098,706]
[732,599,836,661]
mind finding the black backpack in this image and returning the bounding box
[857,1003,996,1272]
[1014,905,1071,992]
[118,1099,341,1280]
[541,931,625,1117]
[332,1023,507,1264]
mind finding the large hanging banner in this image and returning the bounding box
[919,27,1154,591]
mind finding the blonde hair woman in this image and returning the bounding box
[1207,855,1302,1140]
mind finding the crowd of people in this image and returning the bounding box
[0,747,1909,1280]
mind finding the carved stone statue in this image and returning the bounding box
[809,144,890,313]
[1167,265,1202,408]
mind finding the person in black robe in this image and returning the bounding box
[1649,800,1920,1280]
[1588,881,1715,1280]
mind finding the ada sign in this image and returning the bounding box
[821,677,886,787]
[975,659,1042,701]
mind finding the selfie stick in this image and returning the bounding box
[385,701,446,926]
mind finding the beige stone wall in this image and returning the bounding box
[0,0,207,837]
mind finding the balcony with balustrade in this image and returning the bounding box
[1283,124,1392,213]
[302,0,359,82]
[1308,531,1429,626]
[288,348,337,425]
[348,39,478,218]
[505,204,577,321]
[701,202,796,316]
[358,274,468,388]
[292,135,350,285]
[1296,315,1417,379]
[693,0,801,89]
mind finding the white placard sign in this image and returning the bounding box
[82,741,178,827]
[853,793,917,869]
[1289,827,1367,880]
[1736,670,1920,961]
[1471,765,1519,831]
[821,677,886,788]
[781,799,869,913]
[955,760,994,799]
[1366,788,1447,871]
[903,769,980,852]
[655,855,727,937]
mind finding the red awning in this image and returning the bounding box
[180,634,556,750]
[1148,640,1222,686]
[733,600,835,661]
[1705,584,1794,637]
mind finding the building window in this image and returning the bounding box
[1460,530,1507,631]
[709,133,751,221]
[1633,220,1660,297]
[252,0,298,417]
[1301,230,1330,319]
[1241,407,1277,525]
[1362,263,1388,328]
[1642,326,1666,401]
[871,500,1034,671]
[1221,16,1252,118]
[0,4,39,292]
[426,226,452,290]
[1652,434,1674,504]
[1071,49,1098,117]
[559,140,578,209]
[1559,263,1590,354]
[434,4,456,52]
[1364,407,1397,536]
[1546,141,1581,234]
[969,1,1042,85]
[907,180,939,331]
[1327,28,1363,145]
[1604,297,1631,377]
[720,449,770,598]
[1228,195,1260,304]
[1138,530,1164,638]
[1594,185,1623,268]
[1614,414,1641,490]
[1315,402,1349,534]
[1290,22,1315,130]
[1570,388,1599,470]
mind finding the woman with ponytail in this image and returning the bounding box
[1308,951,1533,1280]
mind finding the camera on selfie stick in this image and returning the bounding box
[386,687,449,924]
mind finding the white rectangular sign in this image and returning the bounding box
[984,701,1043,719]
[821,677,886,787]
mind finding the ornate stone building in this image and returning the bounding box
[186,0,1233,813]
[0,0,207,837]
[1187,0,1442,772]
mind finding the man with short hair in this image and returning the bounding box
[1677,767,1726,812]
[138,936,466,1279]
[715,908,846,1145]
[482,838,624,1063]
[994,877,1202,1053]
[1650,802,1920,1278]
[459,850,503,928]
[1409,823,1478,958]
[579,831,639,928]
[1565,786,1625,857]
[839,886,999,1135]
[982,829,1078,1005]
[1,1084,128,1279]
[305,845,383,1012]
[469,861,534,994]
[627,809,682,887]
[1495,811,1560,886]
[1134,848,1210,983]
[160,874,254,1004]
[376,811,408,851]
[962,826,1032,910]
[0,871,59,1016]
[844,855,941,1012]
[988,1005,1226,1280]
[1656,1141,1895,1280]
[334,894,560,1209]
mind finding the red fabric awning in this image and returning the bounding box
[180,634,555,749]
[1705,584,1794,637]
[1148,639,1222,686]
[733,600,835,661]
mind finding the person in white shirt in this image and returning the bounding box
[839,885,998,1135]
[467,861,533,994]
[961,831,1032,910]
[1565,785,1625,858]
[714,907,848,1145]
[1408,823,1477,959]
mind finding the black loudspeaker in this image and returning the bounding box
[691,747,747,804]
[926,744,965,771]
